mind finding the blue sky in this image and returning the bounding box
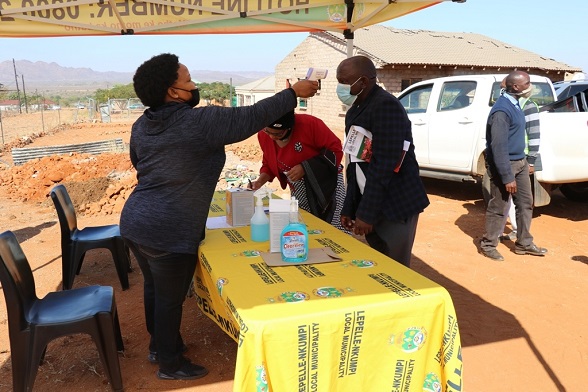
[0,0,585,74]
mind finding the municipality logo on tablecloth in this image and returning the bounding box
[389,326,427,353]
[423,372,442,392]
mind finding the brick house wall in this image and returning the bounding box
[275,34,568,135]
[275,34,349,134]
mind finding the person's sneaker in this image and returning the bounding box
[157,361,209,380]
[514,243,547,256]
[481,248,504,261]
[148,343,188,364]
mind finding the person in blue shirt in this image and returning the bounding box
[480,71,547,261]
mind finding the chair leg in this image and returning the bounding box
[10,337,31,392]
[70,246,86,288]
[39,346,48,365]
[62,246,74,290]
[26,335,50,392]
[125,245,132,273]
[112,240,130,291]
[75,251,86,275]
[113,310,124,352]
[69,250,84,289]
[94,313,124,392]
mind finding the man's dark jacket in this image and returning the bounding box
[342,85,429,224]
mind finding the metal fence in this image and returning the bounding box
[0,106,140,149]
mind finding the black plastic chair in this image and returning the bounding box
[50,184,131,291]
[448,94,470,109]
[0,230,124,392]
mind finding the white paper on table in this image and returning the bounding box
[206,216,233,229]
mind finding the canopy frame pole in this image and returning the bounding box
[107,0,132,34]
[344,0,355,58]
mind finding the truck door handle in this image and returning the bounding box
[413,118,427,125]
[458,117,473,124]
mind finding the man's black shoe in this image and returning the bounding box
[481,249,504,261]
[157,362,209,380]
[514,244,547,256]
[148,343,188,364]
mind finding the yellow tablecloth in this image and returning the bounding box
[208,190,229,217]
[195,205,463,392]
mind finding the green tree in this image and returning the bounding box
[198,82,231,105]
[94,83,136,104]
[48,94,62,105]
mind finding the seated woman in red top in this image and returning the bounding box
[249,110,348,233]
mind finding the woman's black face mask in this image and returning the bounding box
[174,87,200,107]
[279,127,293,141]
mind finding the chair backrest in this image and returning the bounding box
[453,95,469,108]
[50,184,78,240]
[0,231,38,333]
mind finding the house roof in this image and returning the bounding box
[235,75,276,92]
[0,99,20,105]
[321,24,581,72]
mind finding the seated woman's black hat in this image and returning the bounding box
[268,110,295,129]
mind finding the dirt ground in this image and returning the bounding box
[0,112,586,392]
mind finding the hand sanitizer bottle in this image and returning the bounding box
[280,197,308,262]
[251,191,269,242]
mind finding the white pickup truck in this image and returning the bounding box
[397,74,588,206]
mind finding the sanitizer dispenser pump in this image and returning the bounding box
[250,189,270,242]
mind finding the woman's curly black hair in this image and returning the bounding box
[133,53,180,109]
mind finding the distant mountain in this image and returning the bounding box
[0,60,270,92]
[190,70,272,86]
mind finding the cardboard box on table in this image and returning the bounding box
[269,199,291,253]
[225,188,254,227]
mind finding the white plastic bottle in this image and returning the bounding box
[250,191,270,242]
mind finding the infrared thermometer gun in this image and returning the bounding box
[305,68,328,89]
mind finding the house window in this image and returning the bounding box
[401,78,422,92]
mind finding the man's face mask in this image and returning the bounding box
[517,84,533,99]
[337,77,363,106]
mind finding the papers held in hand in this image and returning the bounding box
[343,125,372,163]
[344,125,411,172]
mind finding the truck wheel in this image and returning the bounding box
[560,182,588,202]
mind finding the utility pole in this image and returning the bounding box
[12,59,22,114]
[0,83,4,146]
[22,75,28,113]
[0,107,4,146]
[229,77,233,107]
[39,90,45,132]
